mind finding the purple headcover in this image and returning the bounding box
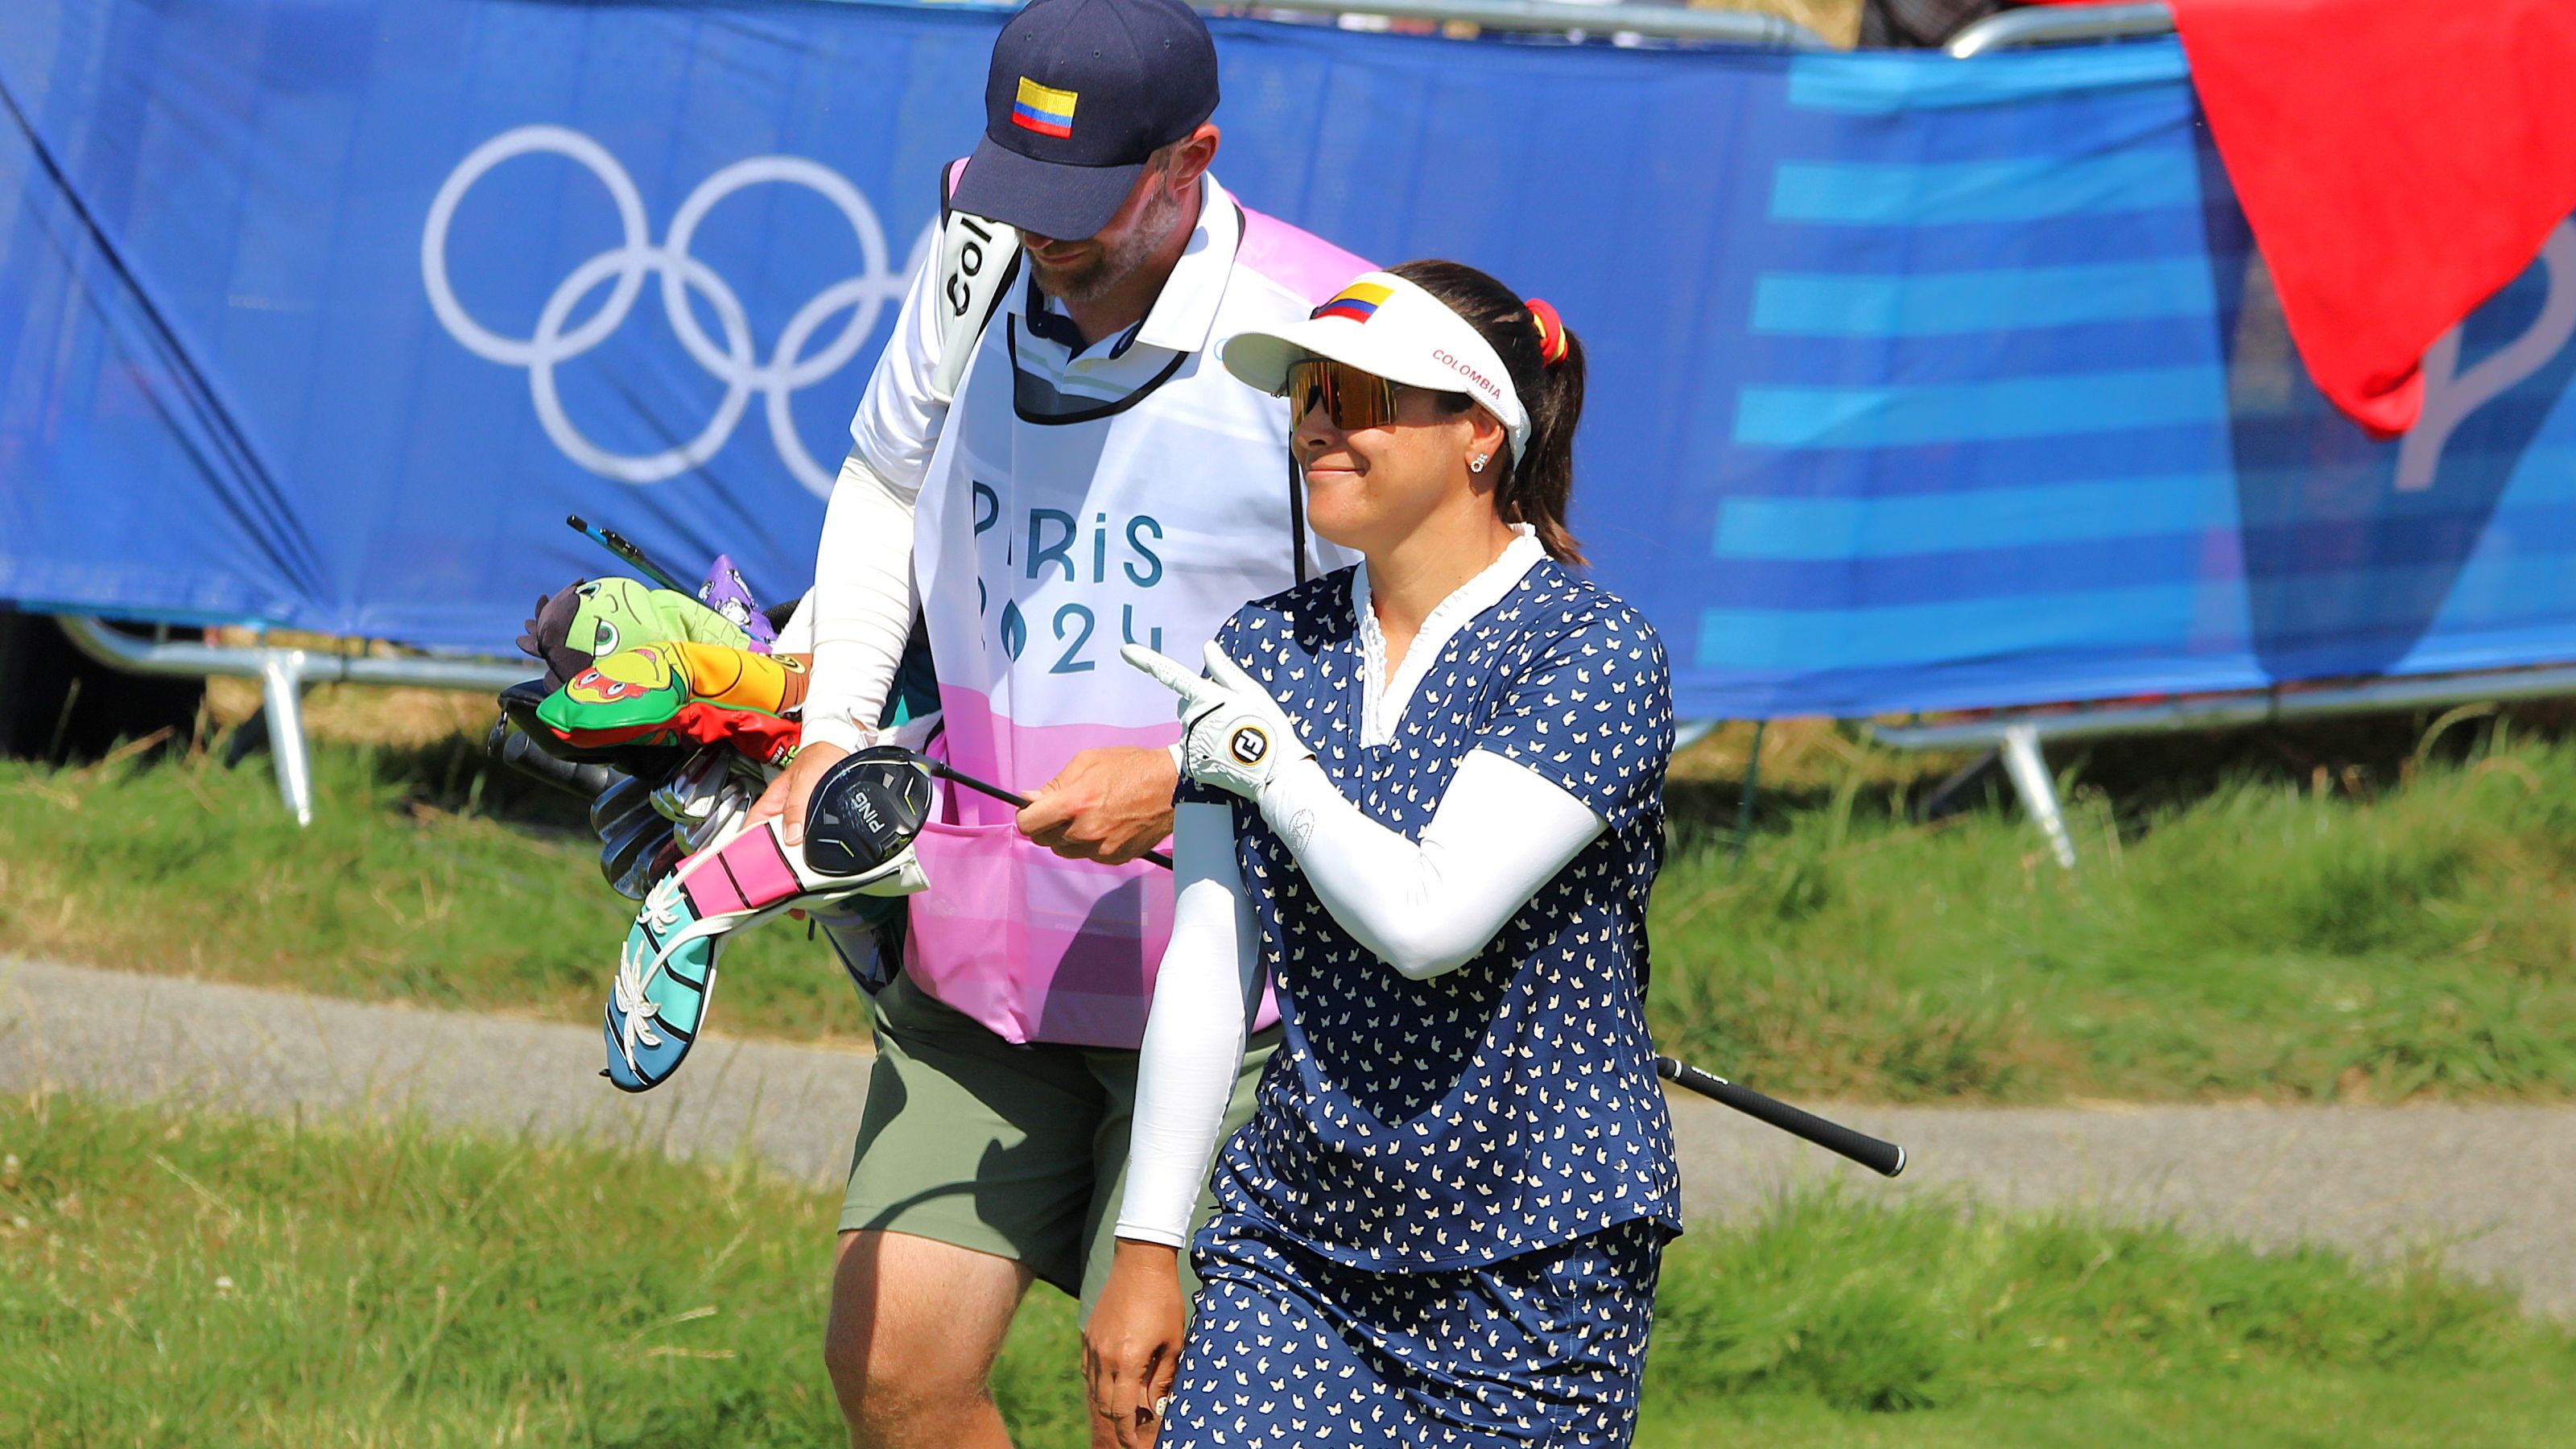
[700,555,775,652]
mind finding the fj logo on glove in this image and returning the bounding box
[1228,726,1270,766]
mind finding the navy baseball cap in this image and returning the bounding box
[949,0,1220,242]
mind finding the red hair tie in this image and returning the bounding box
[1525,297,1570,367]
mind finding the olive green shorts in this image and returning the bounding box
[840,972,1277,1319]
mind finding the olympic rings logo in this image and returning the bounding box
[421,125,933,498]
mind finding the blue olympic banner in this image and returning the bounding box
[6,2,2576,720]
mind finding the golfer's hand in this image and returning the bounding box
[1083,1241,1186,1449]
[1018,747,1176,865]
[746,740,849,848]
[1121,642,1314,801]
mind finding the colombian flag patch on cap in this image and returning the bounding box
[1011,77,1079,138]
[1311,282,1392,324]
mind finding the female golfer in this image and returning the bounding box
[1084,261,1680,1447]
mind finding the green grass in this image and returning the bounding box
[2,1091,2567,1447]
[7,716,2576,1101]
[1649,728,2576,1102]
[0,736,868,1043]
[0,1089,1074,1447]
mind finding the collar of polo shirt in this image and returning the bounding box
[1131,175,1235,357]
[1220,270,1530,464]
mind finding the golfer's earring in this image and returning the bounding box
[1469,454,1488,474]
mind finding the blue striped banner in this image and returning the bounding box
[1783,43,2190,114]
[1752,259,2217,337]
[1733,365,2229,448]
[1699,584,2223,673]
[1714,473,2237,559]
[1711,469,2576,572]
[1702,549,2576,679]
[13,3,2574,724]
[1770,152,2202,226]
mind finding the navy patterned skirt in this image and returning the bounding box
[1158,1214,1666,1448]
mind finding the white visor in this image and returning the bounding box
[1221,270,1530,463]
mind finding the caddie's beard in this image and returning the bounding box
[1029,179,1183,305]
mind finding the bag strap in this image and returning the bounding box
[931,159,1022,405]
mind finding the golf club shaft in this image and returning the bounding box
[566,514,691,593]
[1653,1055,1906,1178]
[924,759,1176,870]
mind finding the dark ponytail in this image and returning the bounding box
[1388,258,1587,565]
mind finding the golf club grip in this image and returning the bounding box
[1653,1056,1906,1178]
[926,760,1175,870]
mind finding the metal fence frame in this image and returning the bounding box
[842,0,1832,45]
[52,614,529,825]
[1228,0,1827,45]
[1946,2,2174,58]
[1870,667,2576,870]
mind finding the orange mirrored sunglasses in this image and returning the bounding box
[1280,357,1400,433]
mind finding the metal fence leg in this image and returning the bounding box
[260,650,313,828]
[1999,723,2075,869]
[1730,719,1767,873]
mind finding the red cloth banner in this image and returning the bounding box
[2035,0,2576,436]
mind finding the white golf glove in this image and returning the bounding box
[1121,641,1316,801]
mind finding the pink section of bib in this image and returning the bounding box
[900,687,1279,1048]
[1237,206,1373,306]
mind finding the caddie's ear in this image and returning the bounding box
[1163,123,1220,192]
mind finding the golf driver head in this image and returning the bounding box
[803,746,935,879]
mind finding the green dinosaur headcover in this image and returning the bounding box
[518,576,750,689]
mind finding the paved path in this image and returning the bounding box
[6,956,2571,1316]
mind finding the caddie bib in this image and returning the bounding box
[903,185,1363,1047]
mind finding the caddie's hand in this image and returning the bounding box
[1082,1241,1187,1449]
[1018,747,1177,865]
[1120,641,1315,802]
[745,739,849,848]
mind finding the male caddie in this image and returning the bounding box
[746,2,1365,1444]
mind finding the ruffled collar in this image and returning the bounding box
[1351,523,1545,748]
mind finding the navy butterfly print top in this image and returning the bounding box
[1181,559,1682,1270]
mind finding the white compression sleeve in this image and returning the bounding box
[799,444,922,753]
[1116,802,1262,1248]
[847,217,950,489]
[1256,749,1604,980]
[803,224,950,754]
[769,588,816,654]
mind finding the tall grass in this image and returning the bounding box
[0,735,863,1042]
[2,1092,2566,1447]
[1648,733,2576,1101]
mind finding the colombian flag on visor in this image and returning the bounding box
[1311,282,1392,324]
[1011,77,1079,138]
